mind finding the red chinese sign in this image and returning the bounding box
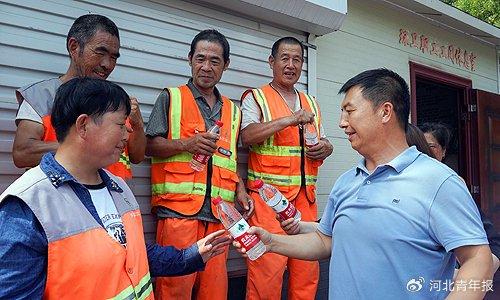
[399,29,477,71]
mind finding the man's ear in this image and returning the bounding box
[268,55,275,70]
[380,102,394,124]
[75,114,90,138]
[67,37,81,61]
[223,58,230,71]
[188,54,193,67]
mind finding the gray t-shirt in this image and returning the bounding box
[146,79,223,222]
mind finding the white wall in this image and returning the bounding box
[314,0,499,214]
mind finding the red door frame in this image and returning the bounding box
[409,62,472,123]
[409,62,478,201]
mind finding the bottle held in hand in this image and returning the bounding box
[254,179,301,222]
[212,196,265,260]
[190,120,223,172]
[304,123,319,148]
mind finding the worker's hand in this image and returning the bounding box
[289,109,315,126]
[197,230,231,263]
[128,97,144,130]
[183,132,219,156]
[232,226,272,257]
[306,139,333,161]
[236,183,254,220]
[279,217,301,235]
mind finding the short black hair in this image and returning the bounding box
[406,123,435,158]
[338,68,410,130]
[52,77,131,142]
[189,29,230,63]
[419,122,451,150]
[271,37,304,60]
[66,14,119,53]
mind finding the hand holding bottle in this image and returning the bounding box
[184,132,219,156]
[190,121,223,171]
[212,196,265,260]
[290,109,315,126]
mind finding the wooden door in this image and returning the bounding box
[473,90,500,226]
[474,88,500,300]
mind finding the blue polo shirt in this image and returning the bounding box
[318,146,488,299]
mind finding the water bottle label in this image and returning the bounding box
[305,137,319,147]
[305,134,319,147]
[193,153,209,164]
[277,202,298,220]
[228,219,260,251]
[267,194,297,220]
[305,125,319,147]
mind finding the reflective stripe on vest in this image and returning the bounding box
[246,85,322,201]
[247,169,318,186]
[112,272,153,300]
[150,85,240,214]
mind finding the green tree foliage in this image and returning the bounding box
[441,0,500,28]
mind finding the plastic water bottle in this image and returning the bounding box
[254,179,301,222]
[190,120,223,171]
[304,123,319,148]
[212,196,265,261]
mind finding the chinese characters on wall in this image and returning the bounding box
[399,28,477,71]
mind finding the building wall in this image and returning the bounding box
[0,0,309,277]
[314,0,499,215]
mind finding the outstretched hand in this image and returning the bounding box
[197,230,231,263]
[232,226,272,257]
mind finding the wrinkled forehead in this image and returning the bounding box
[276,42,303,57]
[85,30,120,51]
[192,40,224,58]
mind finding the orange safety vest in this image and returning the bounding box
[243,84,323,202]
[17,83,133,179]
[0,167,153,299]
[150,85,241,215]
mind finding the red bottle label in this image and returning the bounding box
[277,202,298,221]
[234,232,261,251]
[193,153,210,164]
[267,193,297,221]
[229,219,261,251]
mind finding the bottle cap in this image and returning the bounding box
[212,196,223,205]
[253,179,264,188]
[215,120,223,127]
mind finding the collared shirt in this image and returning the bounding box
[146,79,223,222]
[318,146,488,300]
[0,153,204,299]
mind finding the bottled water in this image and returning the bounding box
[304,123,319,147]
[212,196,265,260]
[190,120,223,171]
[254,179,301,222]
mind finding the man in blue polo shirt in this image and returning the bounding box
[234,68,494,299]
